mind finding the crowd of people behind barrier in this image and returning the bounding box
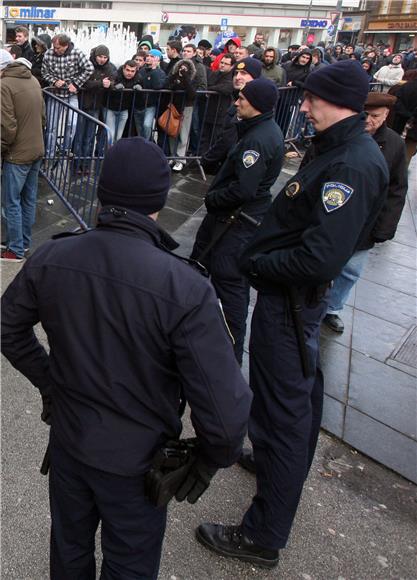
[2,25,417,175]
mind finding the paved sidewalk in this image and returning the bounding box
[1,157,416,579]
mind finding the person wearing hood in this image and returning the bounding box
[73,45,116,173]
[361,58,375,84]
[42,34,94,156]
[14,26,34,62]
[211,37,241,71]
[283,50,312,86]
[261,47,286,87]
[138,39,152,52]
[281,44,300,64]
[31,34,51,86]
[374,54,404,92]
[1,58,45,262]
[310,48,328,72]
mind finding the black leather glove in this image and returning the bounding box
[175,457,218,504]
[41,394,52,425]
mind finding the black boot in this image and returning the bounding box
[323,313,344,333]
[237,448,256,474]
[196,523,279,569]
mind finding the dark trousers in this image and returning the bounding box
[191,213,260,365]
[49,437,167,580]
[241,291,327,549]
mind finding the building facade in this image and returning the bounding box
[1,0,361,48]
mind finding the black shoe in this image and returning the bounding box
[196,523,279,569]
[323,314,344,333]
[238,448,256,474]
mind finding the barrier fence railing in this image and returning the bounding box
[42,84,382,228]
[41,89,112,230]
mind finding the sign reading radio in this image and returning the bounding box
[4,6,58,19]
[300,19,328,28]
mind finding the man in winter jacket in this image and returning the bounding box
[247,33,265,59]
[191,78,285,364]
[1,137,252,578]
[73,44,117,173]
[374,54,404,92]
[182,43,208,156]
[14,26,34,62]
[392,75,417,165]
[42,34,93,156]
[323,91,408,333]
[261,47,286,86]
[283,49,312,86]
[103,59,139,142]
[201,57,262,173]
[1,58,45,262]
[133,49,166,140]
[199,54,235,154]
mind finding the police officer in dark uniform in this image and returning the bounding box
[191,78,285,364]
[196,60,389,567]
[1,138,252,579]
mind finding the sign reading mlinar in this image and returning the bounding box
[4,6,58,19]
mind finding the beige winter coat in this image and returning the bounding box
[1,61,45,164]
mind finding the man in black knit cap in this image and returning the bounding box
[196,60,389,569]
[1,137,252,579]
[191,78,284,366]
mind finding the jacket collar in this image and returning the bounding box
[312,113,366,155]
[97,206,179,251]
[236,110,274,138]
[373,122,387,145]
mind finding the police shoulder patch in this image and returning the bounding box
[242,150,260,168]
[322,182,354,213]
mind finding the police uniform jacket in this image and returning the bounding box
[1,208,252,477]
[239,114,389,291]
[205,110,285,217]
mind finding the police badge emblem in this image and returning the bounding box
[285,181,301,198]
[242,150,260,168]
[322,182,354,213]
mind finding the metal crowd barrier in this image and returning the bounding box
[41,85,319,227]
[41,89,112,230]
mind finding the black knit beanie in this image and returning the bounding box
[302,60,369,113]
[234,57,262,79]
[97,138,171,214]
[241,78,279,113]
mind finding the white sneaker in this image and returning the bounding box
[172,162,184,172]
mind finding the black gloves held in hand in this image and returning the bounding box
[41,394,52,425]
[175,457,218,504]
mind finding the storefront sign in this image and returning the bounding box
[4,6,58,20]
[368,20,417,31]
[300,19,328,29]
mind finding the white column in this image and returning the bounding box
[246,26,257,46]
[269,28,281,48]
[202,25,210,40]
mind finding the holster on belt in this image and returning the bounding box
[145,438,198,508]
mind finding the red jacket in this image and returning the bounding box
[211,37,241,71]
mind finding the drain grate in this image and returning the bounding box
[392,326,417,369]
